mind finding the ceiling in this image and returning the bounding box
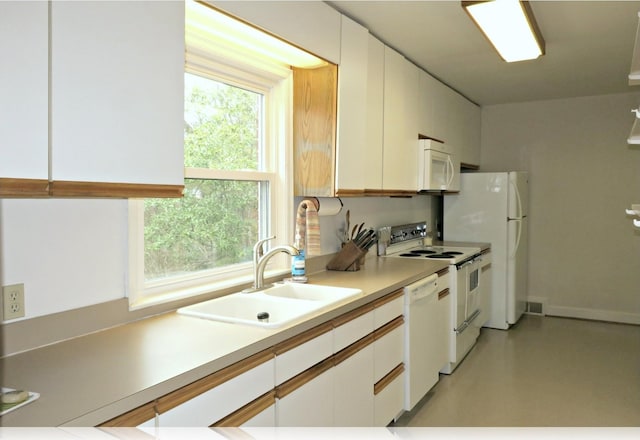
[326,1,640,106]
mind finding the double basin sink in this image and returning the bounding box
[177,283,363,329]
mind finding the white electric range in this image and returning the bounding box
[378,222,484,397]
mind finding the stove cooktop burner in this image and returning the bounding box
[408,250,437,255]
[426,254,456,258]
[398,253,422,257]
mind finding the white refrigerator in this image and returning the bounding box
[443,171,528,330]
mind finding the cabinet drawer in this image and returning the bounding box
[158,356,275,427]
[373,317,404,383]
[374,364,405,427]
[274,323,333,385]
[373,289,404,329]
[275,358,334,427]
[332,304,375,352]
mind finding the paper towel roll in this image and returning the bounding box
[314,197,343,216]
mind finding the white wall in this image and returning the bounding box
[0,196,433,320]
[0,199,128,319]
[481,92,640,323]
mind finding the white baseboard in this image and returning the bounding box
[545,304,640,325]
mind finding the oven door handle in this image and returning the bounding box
[454,321,468,335]
[467,308,481,324]
[455,309,481,334]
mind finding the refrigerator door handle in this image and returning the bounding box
[509,218,522,259]
[509,178,524,219]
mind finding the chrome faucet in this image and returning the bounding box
[243,237,299,292]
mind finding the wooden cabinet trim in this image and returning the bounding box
[438,288,450,300]
[333,333,374,366]
[373,316,404,341]
[98,400,157,427]
[481,263,492,273]
[332,303,374,328]
[373,363,404,395]
[0,178,50,197]
[335,189,366,197]
[275,356,334,399]
[372,289,403,309]
[211,390,275,427]
[49,181,184,198]
[155,348,273,414]
[436,267,450,277]
[273,322,333,356]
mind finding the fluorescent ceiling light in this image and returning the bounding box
[186,0,327,69]
[463,0,545,62]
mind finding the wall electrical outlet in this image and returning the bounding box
[3,283,25,320]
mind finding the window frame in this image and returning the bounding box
[128,56,294,310]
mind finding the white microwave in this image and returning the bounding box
[417,139,460,192]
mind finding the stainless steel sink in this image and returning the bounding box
[177,283,363,329]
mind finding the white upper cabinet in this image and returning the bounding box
[50,1,184,186]
[382,47,418,192]
[0,1,48,181]
[364,34,385,192]
[335,15,369,194]
[211,1,341,64]
[419,69,481,168]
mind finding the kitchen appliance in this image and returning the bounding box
[417,139,460,192]
[379,222,484,376]
[402,273,439,411]
[443,171,529,330]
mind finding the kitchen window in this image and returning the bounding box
[128,1,325,309]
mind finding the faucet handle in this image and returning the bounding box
[254,236,275,262]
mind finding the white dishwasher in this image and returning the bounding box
[403,273,440,411]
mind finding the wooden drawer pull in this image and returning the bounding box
[372,289,404,308]
[374,363,404,395]
[211,390,275,427]
[373,316,404,340]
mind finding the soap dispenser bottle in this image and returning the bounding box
[291,234,307,282]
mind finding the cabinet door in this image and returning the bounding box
[50,1,184,187]
[335,15,369,195]
[275,358,334,426]
[382,46,403,191]
[0,1,48,184]
[364,35,384,192]
[418,70,439,140]
[157,354,275,427]
[333,340,374,426]
[374,365,404,427]
[373,318,404,383]
[274,323,333,385]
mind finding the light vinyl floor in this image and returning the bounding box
[393,315,640,427]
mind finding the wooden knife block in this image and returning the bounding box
[326,241,367,271]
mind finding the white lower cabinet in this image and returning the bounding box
[158,356,275,427]
[275,359,335,426]
[373,317,405,426]
[333,339,375,426]
[374,366,405,427]
[101,291,409,428]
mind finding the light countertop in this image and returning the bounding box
[1,255,459,427]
